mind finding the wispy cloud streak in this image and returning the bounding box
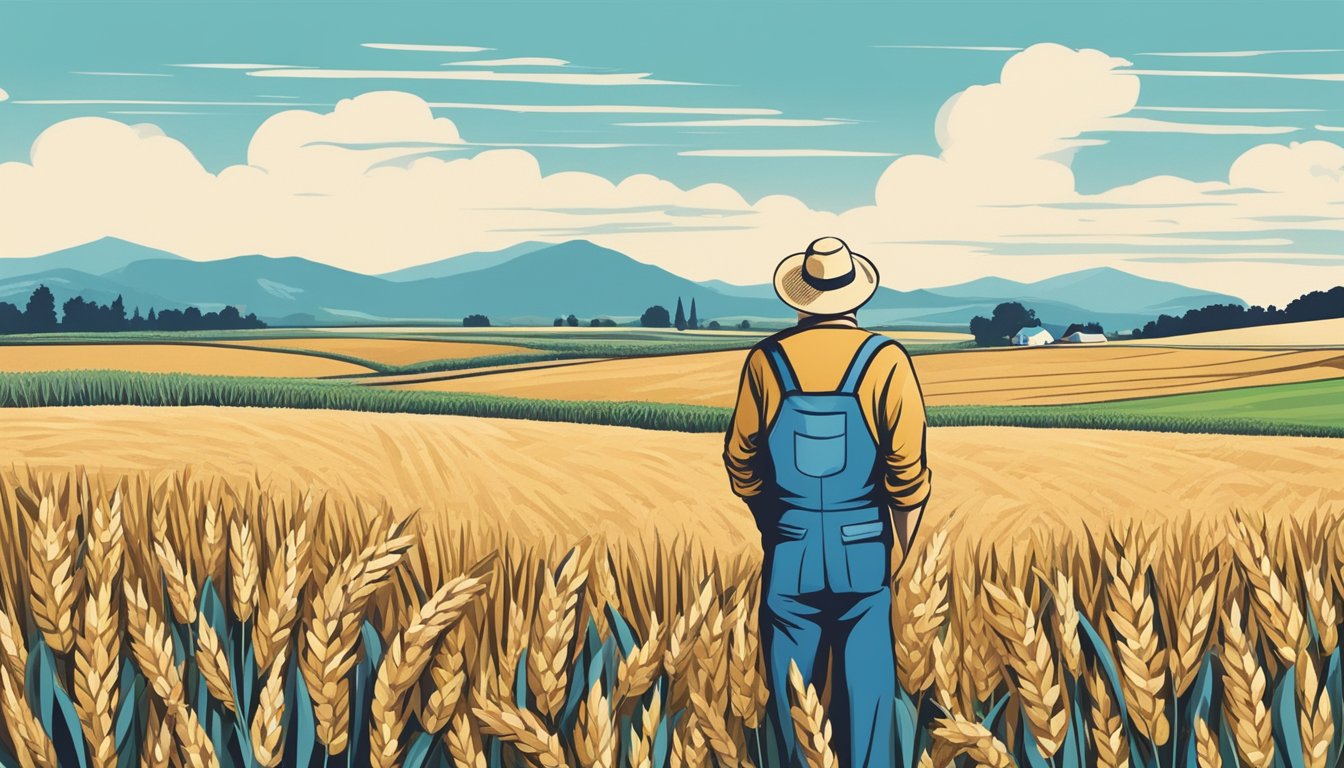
[1137,49,1344,58]
[362,43,492,53]
[618,118,851,127]
[427,102,778,115]
[679,148,895,157]
[249,68,696,86]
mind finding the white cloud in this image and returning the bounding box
[3,44,1344,306]
[448,58,570,68]
[361,43,492,53]
[1095,117,1299,135]
[174,63,311,70]
[619,118,852,128]
[680,149,895,157]
[0,88,8,103]
[427,102,779,115]
[877,45,1022,52]
[1136,49,1344,58]
[249,68,696,86]
[1126,68,1344,82]
[1134,106,1321,114]
[1317,124,1344,133]
[14,99,331,107]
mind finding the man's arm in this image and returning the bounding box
[723,349,769,505]
[878,346,932,555]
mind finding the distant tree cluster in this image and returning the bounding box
[970,302,1040,346]
[1062,322,1105,337]
[1130,287,1344,338]
[551,314,616,327]
[0,285,265,334]
[463,314,491,328]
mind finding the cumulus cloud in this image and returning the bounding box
[3,44,1344,305]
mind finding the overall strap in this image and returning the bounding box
[762,342,800,393]
[838,334,893,395]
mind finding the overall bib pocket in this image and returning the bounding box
[793,411,847,478]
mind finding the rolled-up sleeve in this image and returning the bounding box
[880,348,932,510]
[723,348,769,499]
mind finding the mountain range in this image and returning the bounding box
[0,238,1246,330]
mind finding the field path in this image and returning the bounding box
[1,406,1339,550]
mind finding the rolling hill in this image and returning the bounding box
[0,238,1245,328]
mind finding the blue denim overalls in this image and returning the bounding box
[756,333,895,767]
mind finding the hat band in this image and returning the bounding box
[801,261,857,291]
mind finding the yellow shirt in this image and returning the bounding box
[722,317,932,511]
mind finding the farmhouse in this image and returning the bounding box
[1012,327,1054,346]
[1061,331,1108,344]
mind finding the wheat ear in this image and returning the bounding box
[1194,717,1221,768]
[370,573,488,767]
[787,660,838,768]
[1297,649,1334,768]
[229,516,259,622]
[528,547,592,722]
[446,714,487,768]
[421,621,469,734]
[614,611,664,708]
[195,618,237,713]
[73,500,123,768]
[1105,535,1169,746]
[1089,669,1129,768]
[472,695,567,768]
[1,665,57,768]
[251,649,288,768]
[153,537,198,625]
[1230,516,1307,666]
[575,680,618,768]
[728,606,768,728]
[929,715,1014,768]
[894,530,951,694]
[981,580,1069,758]
[29,495,78,653]
[253,524,306,672]
[1221,601,1274,768]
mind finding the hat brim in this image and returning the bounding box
[773,251,880,315]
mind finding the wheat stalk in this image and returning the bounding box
[1221,601,1274,768]
[370,573,488,767]
[253,525,306,673]
[29,495,78,653]
[446,714,487,768]
[728,606,768,728]
[421,621,469,733]
[929,715,1014,768]
[895,530,951,694]
[1230,516,1308,666]
[251,649,288,768]
[229,516,259,622]
[73,501,123,768]
[124,581,219,768]
[787,660,838,768]
[472,695,567,768]
[195,618,237,712]
[1297,649,1334,768]
[575,680,618,768]
[1104,532,1169,746]
[1194,716,1222,768]
[300,518,415,754]
[981,580,1069,757]
[153,537,198,625]
[528,547,592,722]
[1089,669,1129,768]
[1,665,56,768]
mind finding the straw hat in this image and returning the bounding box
[773,237,880,315]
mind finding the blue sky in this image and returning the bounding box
[2,0,1344,302]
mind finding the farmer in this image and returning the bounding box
[724,236,931,767]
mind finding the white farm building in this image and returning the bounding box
[1061,331,1108,344]
[1012,327,1054,346]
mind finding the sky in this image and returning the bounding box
[2,0,1344,305]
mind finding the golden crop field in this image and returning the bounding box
[392,345,1344,407]
[1,406,1339,549]
[2,450,1341,766]
[1120,317,1344,347]
[214,337,535,366]
[0,343,370,377]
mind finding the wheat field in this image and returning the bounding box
[394,345,1344,407]
[1,466,1342,768]
[1119,317,1344,347]
[2,407,1341,549]
[0,344,371,377]
[215,338,536,367]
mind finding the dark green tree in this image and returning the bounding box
[687,299,699,330]
[24,285,58,333]
[0,302,22,333]
[970,302,1040,346]
[463,314,490,327]
[566,314,579,327]
[674,298,687,331]
[640,305,671,328]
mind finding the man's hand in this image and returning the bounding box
[889,503,925,558]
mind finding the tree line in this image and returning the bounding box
[1129,286,1344,339]
[969,302,1102,346]
[0,285,266,334]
